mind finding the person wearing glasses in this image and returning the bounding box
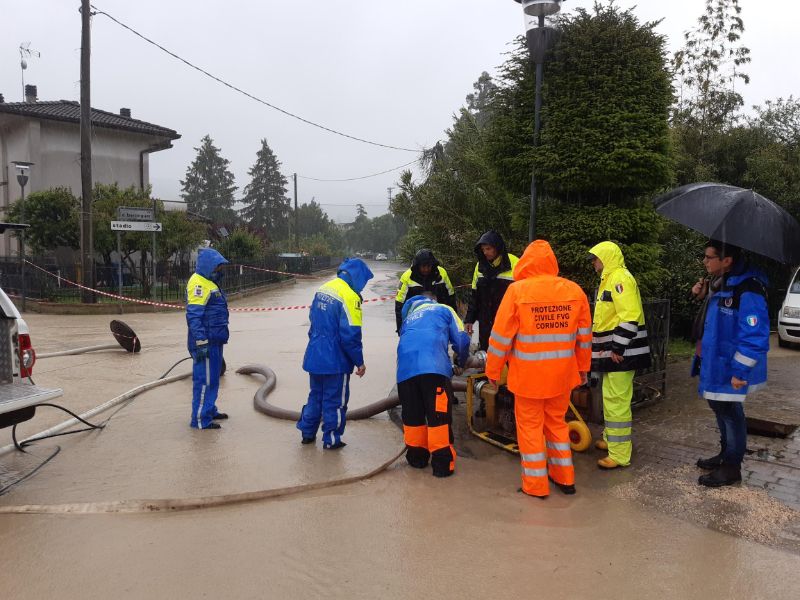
[691,240,769,487]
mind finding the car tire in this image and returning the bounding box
[778,336,791,349]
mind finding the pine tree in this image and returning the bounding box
[180,135,238,225]
[239,139,289,241]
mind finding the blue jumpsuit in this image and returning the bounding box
[297,258,373,448]
[186,248,229,429]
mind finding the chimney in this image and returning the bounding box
[24,84,37,103]
[119,108,131,118]
[0,93,4,103]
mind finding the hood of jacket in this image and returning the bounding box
[589,241,626,277]
[401,295,434,322]
[410,249,441,281]
[196,248,229,280]
[474,230,511,273]
[514,240,559,280]
[337,258,374,294]
[726,260,769,289]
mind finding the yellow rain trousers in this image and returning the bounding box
[602,371,634,465]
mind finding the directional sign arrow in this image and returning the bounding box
[111,221,163,232]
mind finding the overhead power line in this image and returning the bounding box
[90,5,421,153]
[298,158,419,182]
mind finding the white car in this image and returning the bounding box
[0,286,36,381]
[778,266,800,348]
[375,253,388,261]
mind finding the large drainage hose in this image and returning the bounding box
[236,363,472,420]
[236,364,401,421]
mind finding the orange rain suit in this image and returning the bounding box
[485,240,592,497]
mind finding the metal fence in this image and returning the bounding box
[0,255,335,304]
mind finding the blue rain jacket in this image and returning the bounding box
[186,248,230,352]
[303,258,374,375]
[397,296,471,383]
[699,263,769,402]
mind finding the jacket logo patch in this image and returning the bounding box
[614,283,624,294]
[746,315,758,327]
[724,297,733,308]
[193,285,204,297]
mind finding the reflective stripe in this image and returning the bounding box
[498,274,514,281]
[578,327,592,335]
[748,382,766,393]
[594,330,648,344]
[702,391,747,402]
[517,332,576,343]
[733,351,757,367]
[592,346,650,359]
[512,348,574,361]
[522,467,547,477]
[548,457,573,466]
[546,441,571,451]
[490,331,513,346]
[488,346,507,358]
[607,434,632,442]
[618,322,638,332]
[520,452,546,462]
[605,420,632,429]
[578,342,592,349]
[612,334,632,346]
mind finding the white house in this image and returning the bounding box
[0,85,181,257]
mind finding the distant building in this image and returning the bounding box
[0,85,180,256]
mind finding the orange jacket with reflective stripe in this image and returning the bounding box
[485,240,592,399]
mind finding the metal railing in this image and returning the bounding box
[0,255,335,304]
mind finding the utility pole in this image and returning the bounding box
[387,186,393,205]
[79,0,94,303]
[293,173,299,251]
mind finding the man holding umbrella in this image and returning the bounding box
[693,240,770,487]
[654,182,800,486]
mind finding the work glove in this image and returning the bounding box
[193,342,210,363]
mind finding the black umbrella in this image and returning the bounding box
[653,182,800,264]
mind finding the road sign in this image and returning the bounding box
[117,206,154,222]
[111,221,162,232]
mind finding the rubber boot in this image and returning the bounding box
[698,463,742,487]
[594,439,608,451]
[548,476,576,495]
[696,451,724,470]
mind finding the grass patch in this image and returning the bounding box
[667,337,695,362]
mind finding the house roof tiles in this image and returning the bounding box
[0,100,180,140]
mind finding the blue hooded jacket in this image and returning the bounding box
[699,262,770,401]
[186,248,230,351]
[397,296,471,383]
[303,258,374,374]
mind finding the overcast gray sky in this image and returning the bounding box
[2,1,798,222]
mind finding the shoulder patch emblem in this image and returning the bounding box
[746,315,758,327]
[614,283,624,294]
[193,285,204,297]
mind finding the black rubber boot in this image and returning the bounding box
[301,436,316,445]
[696,452,724,470]
[203,422,221,430]
[213,412,229,420]
[548,476,576,495]
[698,463,742,487]
[323,441,347,450]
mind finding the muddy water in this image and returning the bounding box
[1,261,800,597]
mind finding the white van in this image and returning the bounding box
[778,266,800,348]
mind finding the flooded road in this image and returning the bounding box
[1,260,799,599]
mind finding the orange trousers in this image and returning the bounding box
[515,390,574,497]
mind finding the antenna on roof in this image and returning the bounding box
[19,42,41,101]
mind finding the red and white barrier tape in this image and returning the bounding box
[23,260,392,312]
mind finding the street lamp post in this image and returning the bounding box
[11,161,34,312]
[514,0,562,242]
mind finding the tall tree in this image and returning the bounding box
[239,139,290,241]
[180,135,238,225]
[673,0,751,132]
[532,3,674,204]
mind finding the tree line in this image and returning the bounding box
[390,0,800,336]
